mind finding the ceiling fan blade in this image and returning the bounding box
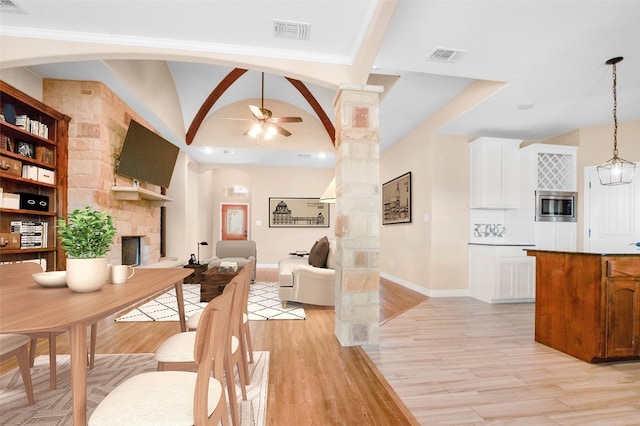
[271,116,303,123]
[249,104,265,120]
[274,124,292,137]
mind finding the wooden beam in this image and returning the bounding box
[186,68,248,145]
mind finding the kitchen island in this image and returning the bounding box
[525,249,640,363]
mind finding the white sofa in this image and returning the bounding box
[278,238,335,306]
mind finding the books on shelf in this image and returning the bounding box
[13,114,49,139]
[10,220,48,249]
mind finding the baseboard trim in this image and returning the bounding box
[380,272,470,298]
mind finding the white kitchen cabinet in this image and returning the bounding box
[519,143,577,192]
[535,222,577,251]
[496,257,536,299]
[470,137,522,209]
[469,244,536,303]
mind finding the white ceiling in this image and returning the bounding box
[1,0,639,169]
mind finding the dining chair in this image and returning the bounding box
[0,262,98,391]
[89,288,233,426]
[157,280,246,426]
[0,333,35,405]
[239,261,255,365]
[187,262,254,372]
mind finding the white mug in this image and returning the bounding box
[112,265,135,284]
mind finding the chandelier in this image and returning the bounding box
[596,57,635,185]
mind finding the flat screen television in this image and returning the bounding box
[116,120,180,188]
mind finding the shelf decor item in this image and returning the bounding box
[57,207,117,292]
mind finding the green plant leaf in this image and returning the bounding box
[57,207,116,258]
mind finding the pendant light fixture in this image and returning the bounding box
[596,57,635,185]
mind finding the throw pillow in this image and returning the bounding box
[308,236,330,268]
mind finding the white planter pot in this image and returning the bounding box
[66,257,108,292]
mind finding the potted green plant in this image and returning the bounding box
[57,207,117,292]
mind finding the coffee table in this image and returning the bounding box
[200,266,244,302]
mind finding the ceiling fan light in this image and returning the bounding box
[249,124,261,138]
[265,125,277,139]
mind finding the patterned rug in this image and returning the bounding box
[115,281,306,322]
[0,352,269,426]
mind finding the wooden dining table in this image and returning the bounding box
[0,267,192,425]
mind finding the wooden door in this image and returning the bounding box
[221,204,248,240]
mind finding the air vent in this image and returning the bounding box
[274,20,311,40]
[0,0,24,13]
[428,47,465,63]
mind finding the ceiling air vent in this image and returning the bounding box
[274,20,311,41]
[0,0,24,13]
[428,48,465,63]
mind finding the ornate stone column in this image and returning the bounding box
[333,85,382,346]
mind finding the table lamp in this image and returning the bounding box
[197,241,208,265]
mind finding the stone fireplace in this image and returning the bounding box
[43,80,164,267]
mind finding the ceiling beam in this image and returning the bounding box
[186,67,248,145]
[187,68,335,145]
[285,77,336,145]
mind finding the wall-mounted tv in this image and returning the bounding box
[116,120,180,189]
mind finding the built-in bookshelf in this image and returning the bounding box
[0,81,70,271]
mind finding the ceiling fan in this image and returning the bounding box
[244,72,302,139]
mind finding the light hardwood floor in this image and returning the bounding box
[4,269,640,425]
[365,296,640,425]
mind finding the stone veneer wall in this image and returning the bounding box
[333,86,382,346]
[43,79,164,266]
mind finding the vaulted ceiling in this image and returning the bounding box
[1,1,639,168]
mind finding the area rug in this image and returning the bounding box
[0,351,269,426]
[115,281,306,322]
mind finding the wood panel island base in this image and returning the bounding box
[526,250,640,363]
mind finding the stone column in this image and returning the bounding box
[333,85,382,346]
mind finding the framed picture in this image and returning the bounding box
[269,197,330,228]
[382,171,412,225]
[16,140,35,158]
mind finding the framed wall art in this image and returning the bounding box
[16,140,35,158]
[382,171,411,225]
[269,197,330,228]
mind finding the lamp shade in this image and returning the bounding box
[319,177,336,203]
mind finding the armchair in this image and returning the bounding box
[208,240,257,282]
[278,237,336,306]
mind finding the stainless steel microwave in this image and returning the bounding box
[535,191,577,222]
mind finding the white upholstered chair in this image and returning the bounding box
[0,333,35,405]
[89,289,233,426]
